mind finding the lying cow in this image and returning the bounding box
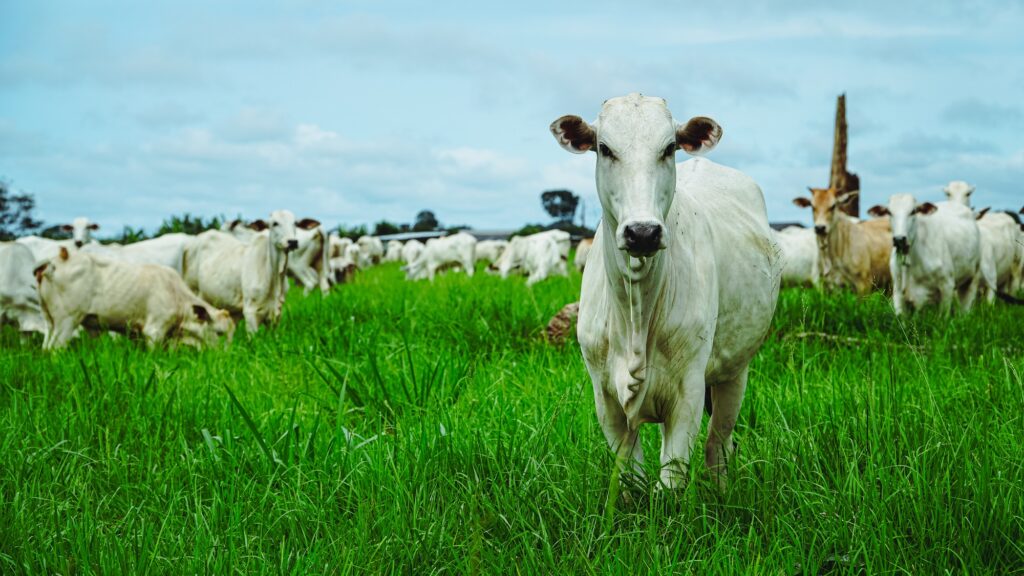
[36,247,234,349]
[0,242,47,335]
[183,210,302,334]
[403,232,476,281]
[772,226,820,287]
[493,232,568,285]
[868,195,980,315]
[551,93,780,488]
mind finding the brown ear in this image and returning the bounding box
[33,263,48,284]
[676,116,722,155]
[792,197,812,208]
[975,207,990,220]
[248,219,268,232]
[59,246,69,261]
[297,218,321,230]
[915,202,938,216]
[227,219,243,231]
[87,223,100,230]
[192,304,211,322]
[61,224,73,232]
[550,115,596,154]
[867,205,890,218]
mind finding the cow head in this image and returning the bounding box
[792,188,858,237]
[943,180,975,207]
[186,304,236,347]
[251,210,301,252]
[867,194,936,256]
[61,217,99,248]
[551,93,721,259]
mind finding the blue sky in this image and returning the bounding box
[2,1,1022,234]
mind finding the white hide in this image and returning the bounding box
[15,236,78,264]
[383,240,403,262]
[400,239,425,264]
[574,238,594,272]
[182,210,299,334]
[286,221,329,295]
[942,182,1023,300]
[62,217,100,248]
[81,233,196,276]
[552,94,780,489]
[37,249,234,349]
[876,195,981,315]
[772,226,820,287]
[0,242,47,334]
[403,232,476,281]
[356,236,384,266]
[474,240,508,264]
[493,233,568,285]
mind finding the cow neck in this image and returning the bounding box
[826,216,855,273]
[255,234,288,295]
[599,218,668,424]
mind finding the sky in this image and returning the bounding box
[2,1,1022,235]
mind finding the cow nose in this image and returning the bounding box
[814,225,827,236]
[286,239,298,251]
[74,240,84,248]
[893,236,909,254]
[623,222,664,256]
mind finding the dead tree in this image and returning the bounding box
[828,94,860,218]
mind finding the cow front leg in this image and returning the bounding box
[659,371,705,489]
[595,387,643,478]
[242,303,261,335]
[705,368,748,490]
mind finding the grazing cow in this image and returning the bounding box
[36,248,234,349]
[493,230,570,276]
[551,93,780,488]
[183,210,302,334]
[383,240,403,262]
[285,221,329,295]
[868,196,980,315]
[0,242,47,334]
[475,239,508,264]
[574,238,594,272]
[356,236,384,266]
[81,233,196,276]
[771,226,820,287]
[403,232,476,281]
[943,181,1024,300]
[792,189,892,294]
[493,232,568,285]
[400,239,425,264]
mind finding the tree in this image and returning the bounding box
[0,180,43,240]
[541,190,579,224]
[413,210,439,232]
[156,213,223,236]
[373,220,402,236]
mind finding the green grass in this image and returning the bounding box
[1,263,1022,574]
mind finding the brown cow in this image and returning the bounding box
[793,188,891,294]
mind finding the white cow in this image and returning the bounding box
[36,247,234,349]
[221,219,256,243]
[400,239,425,264]
[493,232,568,285]
[474,239,508,264]
[574,238,594,272]
[183,210,301,334]
[15,217,99,263]
[81,233,196,276]
[493,229,570,278]
[943,181,1023,300]
[356,235,384,266]
[383,240,403,262]
[772,226,820,287]
[868,195,981,315]
[286,220,329,295]
[403,232,476,281]
[551,94,780,488]
[0,242,47,334]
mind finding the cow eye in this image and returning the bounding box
[663,144,675,159]
[598,143,615,159]
[272,222,279,227]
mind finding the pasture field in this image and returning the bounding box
[1,261,1022,574]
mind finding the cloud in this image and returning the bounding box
[941,99,1024,128]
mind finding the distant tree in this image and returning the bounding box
[335,224,368,240]
[512,223,545,237]
[541,189,579,224]
[445,224,470,233]
[373,220,402,236]
[0,180,43,240]
[156,213,223,236]
[413,210,439,232]
[40,225,71,240]
[112,226,149,245]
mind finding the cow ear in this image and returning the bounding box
[792,197,812,208]
[59,246,69,261]
[227,219,242,231]
[33,263,48,283]
[248,219,268,232]
[550,115,596,154]
[61,224,73,232]
[837,191,858,206]
[192,304,211,322]
[297,218,321,230]
[676,116,722,156]
[975,207,990,220]
[87,223,100,230]
[915,202,938,216]
[867,205,890,218]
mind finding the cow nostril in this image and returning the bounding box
[623,222,663,255]
[75,241,83,247]
[287,240,298,251]
[814,225,827,236]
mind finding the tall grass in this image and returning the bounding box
[1,263,1021,574]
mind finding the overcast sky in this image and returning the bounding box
[2,1,1022,235]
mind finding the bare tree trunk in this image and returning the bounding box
[829,94,859,218]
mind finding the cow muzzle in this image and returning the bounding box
[74,240,84,248]
[814,225,827,237]
[621,220,665,257]
[893,236,909,255]
[286,239,299,252]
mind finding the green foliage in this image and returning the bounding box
[413,210,439,231]
[541,189,579,223]
[1,265,1022,573]
[512,223,545,236]
[372,220,403,236]
[0,179,42,240]
[334,224,369,240]
[110,225,149,245]
[156,213,223,236]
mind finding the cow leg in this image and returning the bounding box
[705,368,748,490]
[595,388,643,477]
[243,303,261,335]
[45,316,81,350]
[658,371,705,489]
[957,274,979,314]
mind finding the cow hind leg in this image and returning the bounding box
[957,275,979,314]
[705,368,748,491]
